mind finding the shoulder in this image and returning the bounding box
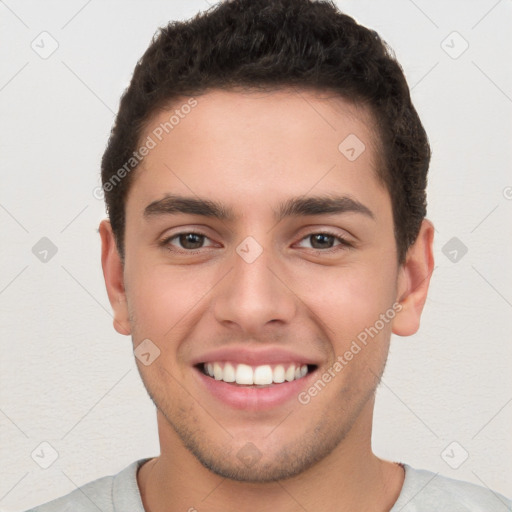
[23,474,115,512]
[392,464,512,511]
[23,459,149,512]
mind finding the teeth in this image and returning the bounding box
[285,365,296,382]
[254,365,273,385]
[223,362,236,382]
[202,362,310,385]
[213,363,223,380]
[236,363,254,385]
[273,364,285,383]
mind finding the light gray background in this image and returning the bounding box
[1,1,511,510]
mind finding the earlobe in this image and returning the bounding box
[392,219,435,337]
[99,220,131,336]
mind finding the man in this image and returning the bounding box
[27,0,511,510]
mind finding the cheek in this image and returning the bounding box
[125,261,210,340]
[293,261,398,342]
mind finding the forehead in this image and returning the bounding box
[127,88,388,219]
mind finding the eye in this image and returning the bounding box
[161,231,216,252]
[296,232,351,251]
[159,230,351,254]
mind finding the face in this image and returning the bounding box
[101,88,432,482]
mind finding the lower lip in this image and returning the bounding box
[194,367,317,410]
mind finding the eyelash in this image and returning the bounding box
[159,230,352,254]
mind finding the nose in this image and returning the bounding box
[212,238,297,336]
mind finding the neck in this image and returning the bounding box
[138,403,404,512]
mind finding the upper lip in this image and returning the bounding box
[191,347,321,367]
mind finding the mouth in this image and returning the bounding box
[196,361,317,387]
[193,361,319,410]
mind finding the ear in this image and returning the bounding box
[99,219,131,335]
[392,219,435,336]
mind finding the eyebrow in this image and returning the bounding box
[143,193,375,222]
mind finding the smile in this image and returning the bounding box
[200,362,315,386]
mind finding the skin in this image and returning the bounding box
[100,89,434,512]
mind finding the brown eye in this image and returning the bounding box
[178,233,205,250]
[296,232,350,251]
[161,231,215,252]
[309,233,336,249]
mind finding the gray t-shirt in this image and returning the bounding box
[25,458,512,511]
